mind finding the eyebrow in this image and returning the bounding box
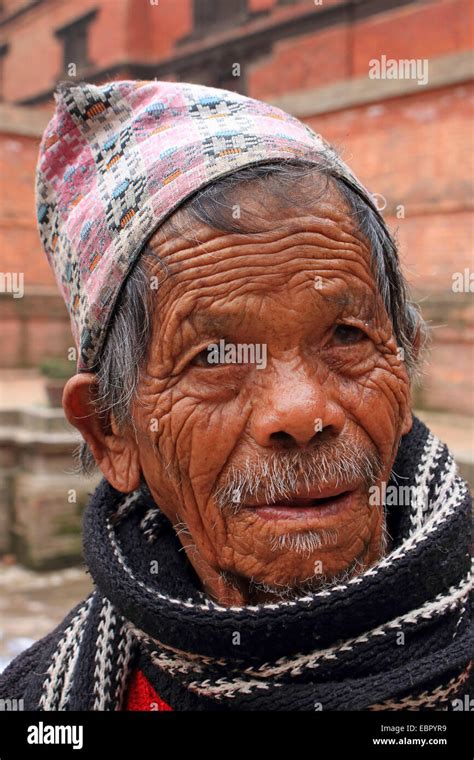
[315,286,377,313]
[188,313,235,334]
[321,292,351,308]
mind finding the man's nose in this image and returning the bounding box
[250,366,345,450]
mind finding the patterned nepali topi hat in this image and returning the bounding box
[35,79,368,371]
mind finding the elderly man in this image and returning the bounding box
[0,80,471,711]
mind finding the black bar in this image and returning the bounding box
[0,710,472,758]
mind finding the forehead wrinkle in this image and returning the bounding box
[171,230,367,272]
[153,210,369,270]
[151,245,378,345]
[157,242,372,298]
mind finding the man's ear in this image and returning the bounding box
[62,372,141,493]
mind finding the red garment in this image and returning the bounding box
[125,669,173,711]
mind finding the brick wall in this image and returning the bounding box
[0,126,54,286]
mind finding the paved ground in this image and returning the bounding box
[0,563,93,673]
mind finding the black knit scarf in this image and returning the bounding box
[30,416,473,711]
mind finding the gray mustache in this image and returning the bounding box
[213,439,383,514]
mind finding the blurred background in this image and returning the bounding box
[0,0,472,670]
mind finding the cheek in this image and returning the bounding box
[337,361,411,466]
[136,383,249,507]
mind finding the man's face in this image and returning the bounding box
[124,180,413,604]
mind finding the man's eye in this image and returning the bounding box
[331,325,367,346]
[191,347,215,367]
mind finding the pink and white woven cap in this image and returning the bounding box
[35,79,366,371]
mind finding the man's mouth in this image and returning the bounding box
[244,486,356,521]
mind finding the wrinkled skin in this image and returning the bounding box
[64,178,416,606]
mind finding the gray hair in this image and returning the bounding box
[75,157,428,475]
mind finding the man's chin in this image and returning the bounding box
[238,555,369,604]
